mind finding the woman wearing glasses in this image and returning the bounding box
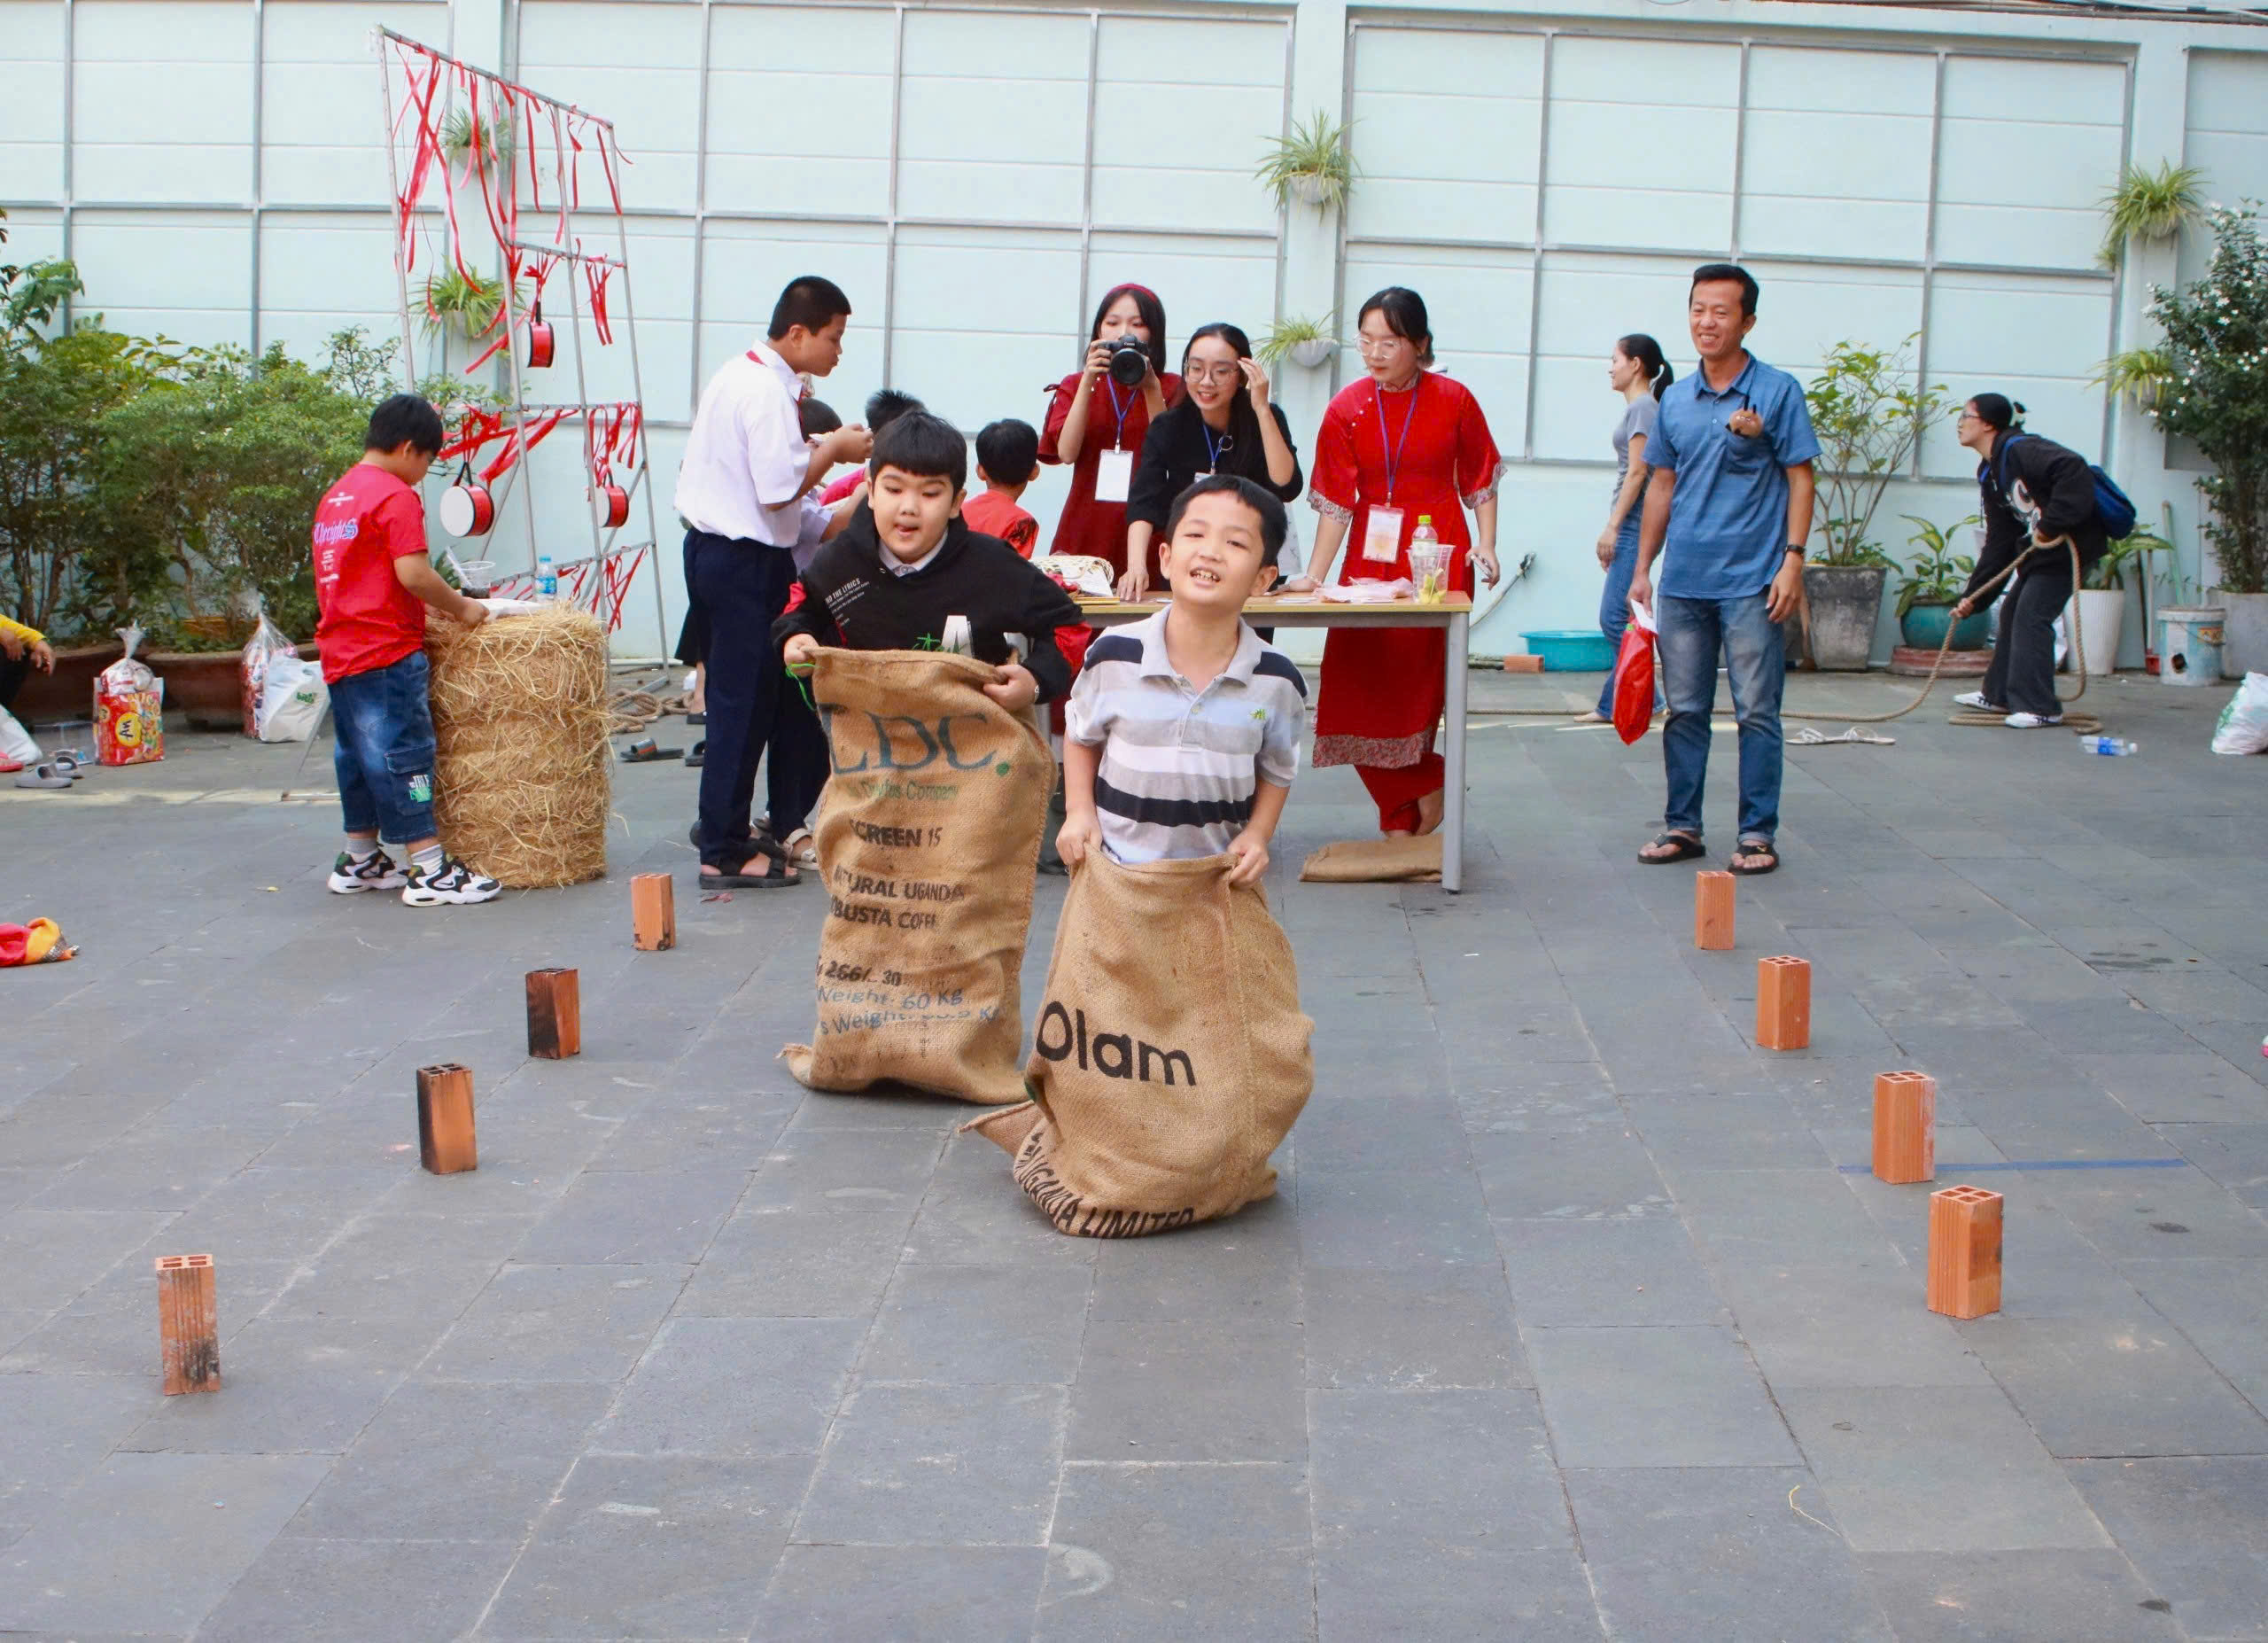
[1040,283,1180,580]
[1298,287,1504,837]
[1118,323,1304,600]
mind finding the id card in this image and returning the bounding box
[1095,448,1133,504]
[1361,504,1405,565]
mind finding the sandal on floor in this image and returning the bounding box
[1728,839,1779,876]
[1637,831,1705,864]
[700,852,801,891]
[14,763,74,790]
[621,738,683,763]
[783,828,819,868]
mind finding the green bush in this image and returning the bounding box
[1805,337,1948,567]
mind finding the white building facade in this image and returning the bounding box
[4,0,2266,660]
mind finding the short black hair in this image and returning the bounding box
[799,397,842,440]
[869,409,967,494]
[975,418,1039,487]
[866,388,924,432]
[366,393,445,457]
[768,275,851,340]
[1690,262,1759,318]
[1969,392,2025,432]
[1164,474,1287,569]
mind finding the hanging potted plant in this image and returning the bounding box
[1256,314,1338,370]
[421,267,512,341]
[440,109,517,186]
[1801,337,1946,669]
[1893,514,1985,651]
[2098,161,2206,268]
[1256,111,1355,213]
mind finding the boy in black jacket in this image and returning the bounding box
[776,411,1083,714]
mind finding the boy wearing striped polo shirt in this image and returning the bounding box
[1058,475,1307,884]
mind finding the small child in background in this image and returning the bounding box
[1058,475,1306,884]
[962,418,1042,558]
[819,389,925,506]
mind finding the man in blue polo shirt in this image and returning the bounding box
[1628,263,1818,877]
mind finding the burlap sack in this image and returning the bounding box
[782,649,1053,1104]
[1300,835,1441,883]
[967,853,1314,1237]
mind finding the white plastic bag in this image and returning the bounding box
[2210,672,2268,756]
[238,606,295,737]
[0,704,39,765]
[257,652,329,743]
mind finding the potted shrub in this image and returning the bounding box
[1256,111,1355,213]
[1803,337,1947,669]
[2133,203,2268,673]
[1893,514,1986,651]
[1257,314,1338,370]
[2098,161,2205,268]
[2072,526,2173,676]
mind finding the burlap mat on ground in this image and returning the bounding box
[782,649,1053,1105]
[967,853,1314,1237]
[1299,835,1442,883]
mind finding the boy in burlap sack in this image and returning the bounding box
[777,412,1084,1103]
[969,476,1315,1234]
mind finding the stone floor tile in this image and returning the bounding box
[902,1133,1099,1267]
[862,1264,1091,1385]
[2066,1455,2268,1641]
[590,1316,865,1459]
[1526,1326,1798,1468]
[744,1125,944,1215]
[794,1382,1067,1546]
[1303,1264,1530,1390]
[197,1535,519,1643]
[677,1207,914,1319]
[1567,1466,1892,1642]
[0,1373,151,1496]
[478,1453,810,1639]
[1959,1314,2268,1459]
[1067,1319,1304,1462]
[2032,1167,2268,1262]
[2074,1052,2268,1124]
[1470,1125,1674,1220]
[2154,1123,2268,1207]
[1498,1216,1728,1328]
[752,1544,1045,1641]
[1667,1169,1895,1270]
[285,1380,612,1541]
[0,1209,180,1317]
[0,1256,297,1378]
[1294,1168,1496,1268]
[1779,1386,2109,1553]
[514,1167,749,1266]
[589,1089,802,1172]
[1088,1203,1300,1326]
[120,1313,439,1455]
[1293,1094,1472,1175]
[0,1452,330,1635]
[1713,1263,1994,1390]
[1858,1548,2185,1642]
[423,1263,687,1382]
[1038,1462,1313,1641]
[2120,1256,2268,1413]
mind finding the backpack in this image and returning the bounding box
[1992,434,2138,540]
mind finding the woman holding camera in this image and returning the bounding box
[1039,283,1182,577]
[1299,286,1503,837]
[1118,323,1303,600]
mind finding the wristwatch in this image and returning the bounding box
[1785,543,1807,558]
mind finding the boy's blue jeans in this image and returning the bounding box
[1657,591,1783,845]
[331,650,438,845]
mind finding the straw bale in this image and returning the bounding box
[427,604,611,887]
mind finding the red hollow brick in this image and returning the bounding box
[1927,1185,2002,1319]
[632,873,675,952]
[1871,1070,1937,1184]
[1694,871,1736,951]
[416,1063,478,1175]
[155,1253,220,1395]
[525,968,581,1059]
[1755,955,1811,1050]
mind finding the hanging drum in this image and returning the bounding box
[439,461,496,538]
[524,301,555,370]
[593,473,630,531]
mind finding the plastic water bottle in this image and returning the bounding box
[536,554,557,600]
[1409,516,1445,601]
[2075,735,2136,756]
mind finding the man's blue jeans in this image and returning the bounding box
[1657,591,1784,844]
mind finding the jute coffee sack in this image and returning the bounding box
[967,853,1314,1238]
[782,649,1053,1104]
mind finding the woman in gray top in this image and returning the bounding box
[1581,333,1673,720]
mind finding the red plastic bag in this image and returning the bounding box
[1612,602,1656,745]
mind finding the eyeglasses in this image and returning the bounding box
[1953,409,1979,424]
[1183,362,1242,385]
[1356,336,1409,355]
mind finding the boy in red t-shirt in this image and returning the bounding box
[312,395,501,905]
[960,418,1041,557]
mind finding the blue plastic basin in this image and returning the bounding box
[1518,630,1616,671]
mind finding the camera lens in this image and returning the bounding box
[1107,339,1149,388]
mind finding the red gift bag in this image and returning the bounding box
[1612,601,1657,746]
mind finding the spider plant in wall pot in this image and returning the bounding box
[440,108,517,186]
[421,267,512,342]
[2098,161,2205,268]
[2093,347,2174,412]
[1256,112,1355,214]
[1257,315,1338,370]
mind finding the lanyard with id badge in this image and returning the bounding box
[1092,379,1137,504]
[1362,378,1423,565]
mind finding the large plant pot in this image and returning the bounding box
[9,642,121,725]
[1802,565,1887,671]
[2213,589,2268,675]
[1899,602,1992,653]
[2071,588,2126,677]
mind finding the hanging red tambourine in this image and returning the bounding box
[524,300,555,369]
[439,460,496,538]
[593,472,630,530]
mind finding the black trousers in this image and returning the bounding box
[687,530,817,868]
[0,651,27,712]
[1981,559,2074,718]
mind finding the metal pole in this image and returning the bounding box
[599,123,668,662]
[375,35,419,390]
[373,27,615,129]
[250,0,266,354]
[882,4,906,385]
[60,0,75,332]
[1521,31,1555,463]
[1073,8,1099,340]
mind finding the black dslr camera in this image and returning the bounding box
[1106,336,1150,388]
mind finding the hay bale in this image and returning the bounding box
[427,604,611,888]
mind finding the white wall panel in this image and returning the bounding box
[74,2,254,201]
[2182,51,2268,285]
[1092,15,1282,234]
[897,11,1087,225]
[892,225,1081,428]
[0,2,67,200]
[705,5,893,219]
[517,2,703,213]
[263,2,447,207]
[1741,48,1933,262]
[1545,36,1738,252]
[695,218,888,405]
[1919,272,2109,476]
[71,211,253,345]
[256,210,408,362]
[1348,28,1544,245]
[1937,55,2125,269]
[1531,252,1689,461]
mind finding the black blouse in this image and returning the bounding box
[1125,397,1304,532]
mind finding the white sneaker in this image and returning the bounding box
[328,849,407,893]
[2004,711,2064,728]
[401,854,501,906]
[1953,690,2006,712]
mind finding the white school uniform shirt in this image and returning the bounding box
[674,339,807,547]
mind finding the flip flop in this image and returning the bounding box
[1728,839,1780,876]
[683,739,705,767]
[14,763,74,790]
[783,829,819,868]
[1638,831,1705,865]
[620,739,684,764]
[48,751,87,780]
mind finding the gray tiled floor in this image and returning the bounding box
[2,670,2264,1639]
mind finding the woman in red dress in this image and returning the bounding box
[1295,287,1503,836]
[1038,284,1182,575]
